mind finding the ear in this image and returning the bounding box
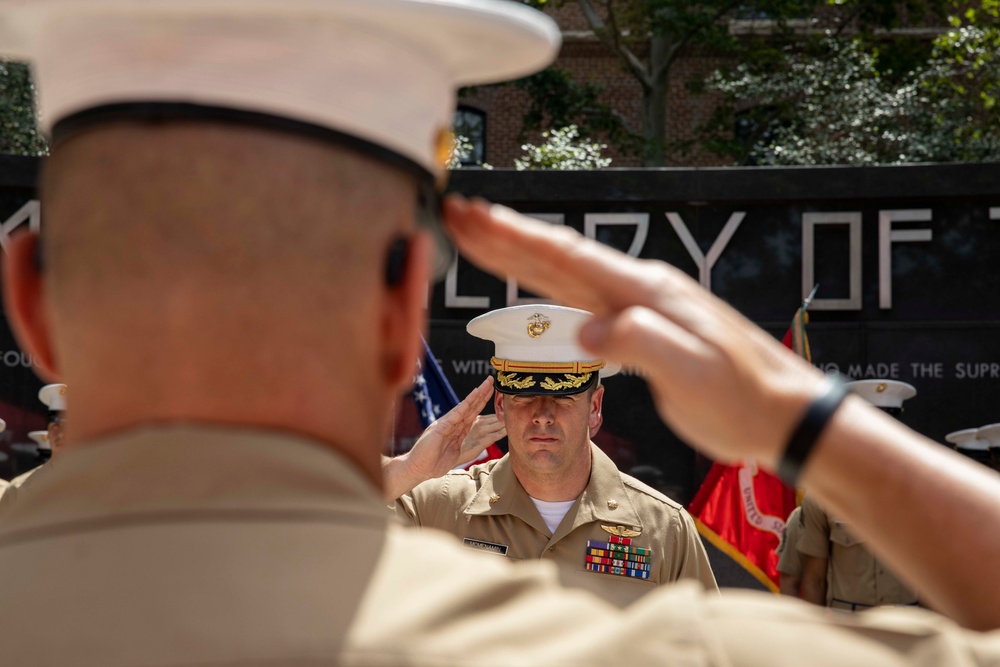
[2,232,60,381]
[588,385,604,432]
[494,390,505,423]
[380,230,431,391]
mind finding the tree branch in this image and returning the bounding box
[654,0,743,83]
[833,6,863,37]
[578,0,652,89]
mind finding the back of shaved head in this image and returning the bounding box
[34,121,422,452]
[41,122,414,325]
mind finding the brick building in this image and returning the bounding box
[456,2,948,169]
[456,3,734,169]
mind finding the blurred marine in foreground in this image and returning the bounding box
[2,1,1000,665]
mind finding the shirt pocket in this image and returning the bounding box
[829,521,863,548]
[829,522,869,576]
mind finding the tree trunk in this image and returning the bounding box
[642,32,673,167]
[641,81,669,167]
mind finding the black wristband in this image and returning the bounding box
[777,377,849,486]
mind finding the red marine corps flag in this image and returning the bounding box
[688,286,818,592]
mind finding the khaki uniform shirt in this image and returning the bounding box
[0,425,996,666]
[776,505,804,578]
[0,461,53,511]
[7,461,47,489]
[396,444,717,606]
[798,495,918,609]
[0,463,47,507]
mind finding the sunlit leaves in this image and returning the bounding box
[707,14,1000,165]
[0,60,47,156]
[514,125,612,170]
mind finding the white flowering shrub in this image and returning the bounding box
[514,125,612,170]
[447,134,492,170]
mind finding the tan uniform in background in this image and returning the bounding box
[397,443,716,606]
[776,505,804,581]
[0,425,995,666]
[1,456,59,507]
[4,464,46,493]
[798,495,918,610]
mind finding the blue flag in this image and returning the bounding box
[412,336,459,427]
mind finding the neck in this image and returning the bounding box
[512,442,593,501]
[58,355,392,489]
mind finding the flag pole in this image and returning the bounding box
[802,283,819,312]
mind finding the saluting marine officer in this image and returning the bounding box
[5,1,1000,665]
[389,304,716,605]
[799,380,920,610]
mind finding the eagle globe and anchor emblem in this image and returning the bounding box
[526,313,551,338]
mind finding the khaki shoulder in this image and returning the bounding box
[447,455,503,480]
[409,457,500,504]
[9,467,38,489]
[620,473,685,513]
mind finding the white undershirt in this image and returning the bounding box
[530,497,576,534]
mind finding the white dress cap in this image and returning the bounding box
[467,304,621,378]
[0,417,5,433]
[29,430,50,450]
[39,383,68,411]
[0,0,560,179]
[946,428,990,452]
[976,424,1000,449]
[844,379,916,409]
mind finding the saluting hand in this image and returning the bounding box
[456,414,506,467]
[382,375,494,501]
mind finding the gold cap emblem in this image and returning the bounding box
[527,313,551,338]
[601,524,641,537]
[607,499,618,510]
[435,127,454,171]
[489,494,501,504]
[876,382,887,393]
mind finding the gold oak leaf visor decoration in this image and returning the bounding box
[494,361,602,396]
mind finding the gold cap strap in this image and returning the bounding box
[491,357,606,374]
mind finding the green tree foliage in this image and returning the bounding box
[0,60,47,156]
[706,38,930,164]
[705,1,1000,165]
[514,68,639,155]
[522,0,940,166]
[514,125,612,170]
[922,0,1000,147]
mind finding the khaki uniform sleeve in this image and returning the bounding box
[392,492,419,526]
[392,473,472,532]
[674,508,719,591]
[776,506,803,577]
[796,495,831,559]
[349,527,1000,667]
